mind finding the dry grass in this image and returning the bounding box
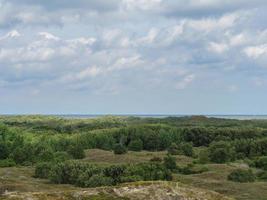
[174,163,267,200]
[83,149,193,165]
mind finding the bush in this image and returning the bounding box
[128,139,143,151]
[164,155,177,171]
[198,149,210,164]
[254,156,267,170]
[83,174,113,188]
[37,149,55,162]
[35,162,53,179]
[104,165,125,184]
[54,151,71,162]
[0,142,9,159]
[67,144,85,159]
[113,144,127,155]
[167,143,179,155]
[0,159,16,167]
[179,142,194,157]
[120,175,143,183]
[257,171,267,181]
[228,169,255,182]
[208,141,234,163]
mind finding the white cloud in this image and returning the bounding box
[38,32,60,41]
[244,44,267,59]
[175,74,195,90]
[208,42,229,54]
[229,33,246,46]
[77,66,102,79]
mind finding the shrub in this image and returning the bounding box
[208,141,234,163]
[254,156,267,170]
[228,169,255,182]
[113,144,127,155]
[198,149,210,164]
[83,174,113,188]
[35,162,53,179]
[164,155,177,171]
[0,142,9,159]
[167,143,179,155]
[104,165,125,184]
[11,146,34,164]
[37,149,55,162]
[0,159,16,168]
[54,151,71,162]
[128,139,143,151]
[67,144,85,159]
[179,142,194,157]
[257,171,267,181]
[120,175,143,183]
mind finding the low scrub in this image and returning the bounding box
[228,169,255,183]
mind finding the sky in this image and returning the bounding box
[0,0,267,115]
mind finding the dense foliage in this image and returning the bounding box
[228,169,256,182]
[1,115,267,188]
[35,160,172,187]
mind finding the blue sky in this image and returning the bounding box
[0,0,267,115]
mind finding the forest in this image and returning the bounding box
[0,115,267,200]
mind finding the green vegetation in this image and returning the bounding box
[0,115,267,200]
[228,169,256,183]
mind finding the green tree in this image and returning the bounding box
[128,139,143,151]
[0,142,9,159]
[208,141,234,163]
[179,142,194,157]
[67,144,85,159]
[113,143,127,155]
[164,155,177,171]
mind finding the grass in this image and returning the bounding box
[1,149,267,200]
[174,163,267,200]
[83,149,193,165]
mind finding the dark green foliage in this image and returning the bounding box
[35,162,53,179]
[257,171,267,181]
[128,139,143,151]
[54,151,71,162]
[113,144,127,155]
[0,159,16,167]
[208,141,234,163]
[83,174,113,187]
[228,169,255,182]
[167,143,179,155]
[37,160,172,187]
[164,155,177,170]
[0,142,9,160]
[67,144,85,159]
[103,165,126,184]
[254,156,267,170]
[178,142,194,157]
[11,145,34,164]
